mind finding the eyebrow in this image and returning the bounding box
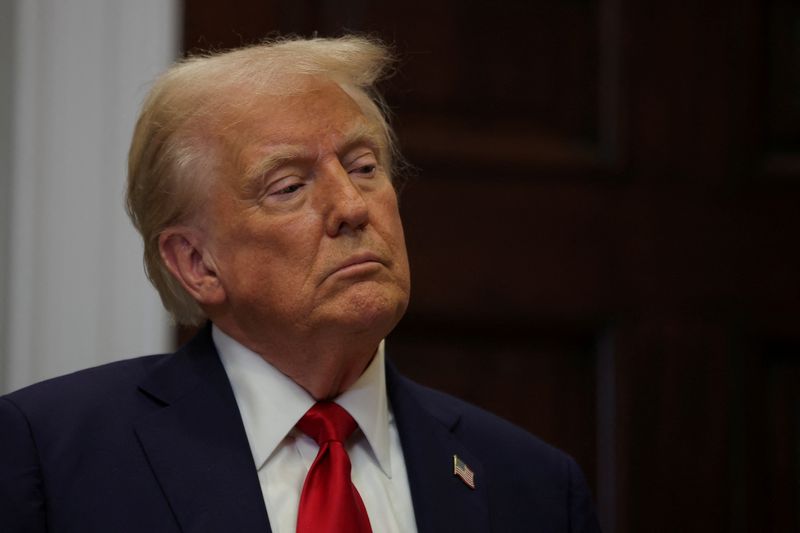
[337,122,386,160]
[242,121,386,182]
[243,146,305,183]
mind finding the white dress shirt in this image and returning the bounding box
[213,326,418,533]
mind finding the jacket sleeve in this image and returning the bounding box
[0,396,48,532]
[567,456,603,533]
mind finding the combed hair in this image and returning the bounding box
[126,35,399,326]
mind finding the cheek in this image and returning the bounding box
[380,195,408,250]
[375,195,411,282]
[232,223,321,292]
[390,221,409,269]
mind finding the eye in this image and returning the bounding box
[350,163,377,177]
[272,183,304,196]
[264,175,306,200]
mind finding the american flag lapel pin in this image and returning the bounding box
[453,454,476,489]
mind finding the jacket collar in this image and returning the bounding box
[386,361,490,533]
[135,324,272,533]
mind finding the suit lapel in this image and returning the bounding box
[387,363,490,533]
[134,326,271,533]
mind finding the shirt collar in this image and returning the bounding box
[213,325,393,478]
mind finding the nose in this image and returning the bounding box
[320,161,369,237]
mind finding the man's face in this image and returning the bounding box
[199,79,410,349]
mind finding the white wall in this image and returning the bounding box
[1,0,180,393]
[0,1,14,393]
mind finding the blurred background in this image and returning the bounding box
[2,1,800,531]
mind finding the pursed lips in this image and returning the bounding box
[325,252,385,280]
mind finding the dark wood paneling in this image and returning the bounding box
[767,0,800,154]
[764,0,800,178]
[183,0,280,51]
[615,318,734,532]
[735,339,800,533]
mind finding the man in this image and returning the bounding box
[1,36,601,532]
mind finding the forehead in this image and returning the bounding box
[216,79,375,163]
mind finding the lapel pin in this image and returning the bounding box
[453,454,476,489]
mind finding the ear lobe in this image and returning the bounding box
[158,228,226,306]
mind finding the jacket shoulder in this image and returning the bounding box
[391,372,602,532]
[2,354,168,425]
[397,373,589,494]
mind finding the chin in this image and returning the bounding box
[333,286,409,337]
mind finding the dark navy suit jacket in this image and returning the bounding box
[1,326,601,532]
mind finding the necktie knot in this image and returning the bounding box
[296,402,372,532]
[297,402,357,446]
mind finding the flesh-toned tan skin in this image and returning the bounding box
[158,79,411,400]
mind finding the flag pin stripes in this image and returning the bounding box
[453,454,476,489]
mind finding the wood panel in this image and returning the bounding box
[767,0,800,155]
[734,339,800,532]
[764,0,800,178]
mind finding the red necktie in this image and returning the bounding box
[296,402,373,533]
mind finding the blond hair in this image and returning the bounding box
[126,36,398,326]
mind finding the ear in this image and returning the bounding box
[158,227,226,307]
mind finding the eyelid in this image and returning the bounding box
[263,173,304,197]
[348,153,379,171]
[343,145,378,166]
[350,164,376,176]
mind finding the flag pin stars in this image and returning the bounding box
[453,454,476,489]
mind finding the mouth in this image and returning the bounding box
[327,252,385,279]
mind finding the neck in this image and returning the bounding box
[213,321,380,399]
[284,345,377,400]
